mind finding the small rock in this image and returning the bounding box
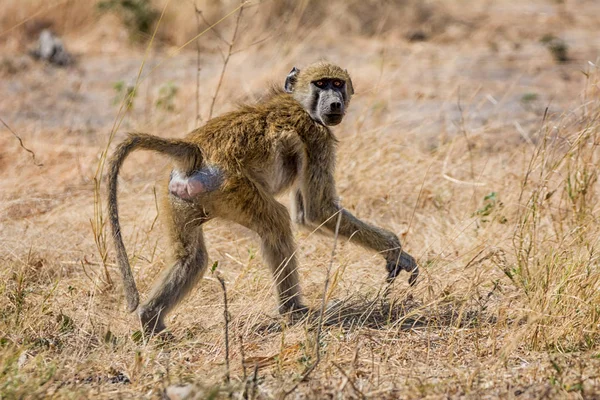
[17,352,29,369]
[108,371,130,384]
[406,30,428,42]
[164,384,206,400]
[30,29,73,66]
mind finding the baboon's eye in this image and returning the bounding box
[333,80,343,87]
[315,81,324,87]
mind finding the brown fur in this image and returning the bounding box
[107,62,417,335]
[294,62,354,96]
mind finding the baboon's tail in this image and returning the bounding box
[107,132,203,312]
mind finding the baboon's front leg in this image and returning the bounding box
[300,154,418,285]
[323,208,418,285]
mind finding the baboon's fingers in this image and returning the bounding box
[386,251,418,285]
[408,262,419,286]
[279,302,310,325]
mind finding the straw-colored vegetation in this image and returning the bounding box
[1,0,600,398]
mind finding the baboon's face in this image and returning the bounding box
[284,63,354,127]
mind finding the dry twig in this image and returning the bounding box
[332,362,367,400]
[193,2,203,125]
[217,274,231,385]
[0,116,42,167]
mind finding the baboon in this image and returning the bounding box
[108,62,418,335]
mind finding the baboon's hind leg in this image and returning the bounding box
[138,201,209,335]
[217,180,306,315]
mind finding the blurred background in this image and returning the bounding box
[2,0,598,136]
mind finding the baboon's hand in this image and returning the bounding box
[386,251,418,286]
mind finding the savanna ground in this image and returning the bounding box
[1,0,600,398]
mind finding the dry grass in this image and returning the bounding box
[2,0,600,398]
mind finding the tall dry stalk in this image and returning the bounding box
[207,0,246,120]
[284,210,343,397]
[193,2,204,125]
[91,0,172,287]
[90,1,247,289]
[217,274,231,385]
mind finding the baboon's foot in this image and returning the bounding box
[139,308,167,337]
[386,251,419,286]
[279,300,309,323]
[152,330,176,343]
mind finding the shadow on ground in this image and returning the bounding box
[251,292,494,335]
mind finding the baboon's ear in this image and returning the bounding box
[345,70,355,96]
[284,67,300,93]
